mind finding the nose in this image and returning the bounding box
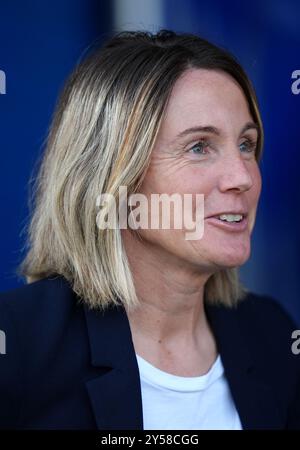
[218,153,254,193]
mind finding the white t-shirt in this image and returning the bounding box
[136,353,243,430]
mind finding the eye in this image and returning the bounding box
[188,140,209,155]
[239,138,257,154]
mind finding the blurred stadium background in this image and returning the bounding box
[0,0,299,323]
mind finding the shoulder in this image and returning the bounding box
[238,292,300,428]
[0,275,85,353]
[209,290,299,348]
[228,291,300,362]
[0,276,86,428]
[0,275,80,348]
[0,275,84,338]
[0,274,76,315]
[234,291,299,340]
[209,291,300,389]
[236,292,300,389]
[239,290,296,319]
[211,292,300,428]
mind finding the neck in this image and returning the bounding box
[123,231,217,375]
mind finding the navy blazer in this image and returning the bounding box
[0,274,300,430]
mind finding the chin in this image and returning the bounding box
[199,238,251,269]
[185,242,251,273]
[214,247,251,268]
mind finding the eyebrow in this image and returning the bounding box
[174,121,259,140]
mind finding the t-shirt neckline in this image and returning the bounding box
[136,353,224,392]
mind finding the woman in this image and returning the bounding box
[0,30,299,430]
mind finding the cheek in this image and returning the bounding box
[250,165,262,204]
[247,165,262,230]
[142,164,213,196]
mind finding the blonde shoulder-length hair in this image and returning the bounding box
[18,30,263,311]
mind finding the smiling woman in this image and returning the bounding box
[0,30,300,430]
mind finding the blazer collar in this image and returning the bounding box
[83,304,143,430]
[205,302,285,429]
[83,300,285,430]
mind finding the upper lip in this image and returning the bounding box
[205,211,248,218]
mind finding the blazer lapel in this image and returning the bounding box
[83,304,143,430]
[83,298,285,430]
[205,301,286,429]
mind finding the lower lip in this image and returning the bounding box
[205,216,248,232]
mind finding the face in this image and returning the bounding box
[134,68,262,273]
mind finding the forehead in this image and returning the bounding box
[159,68,253,138]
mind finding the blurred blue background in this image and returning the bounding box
[0,0,299,323]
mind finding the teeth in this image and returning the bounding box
[219,214,243,222]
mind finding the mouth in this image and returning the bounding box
[205,212,248,232]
